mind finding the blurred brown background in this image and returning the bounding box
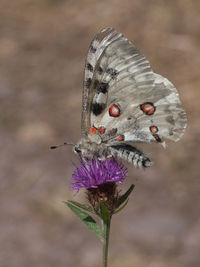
[0,0,199,266]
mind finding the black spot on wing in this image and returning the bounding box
[85,78,92,88]
[166,115,175,125]
[91,102,105,116]
[153,133,162,142]
[97,82,109,94]
[98,66,103,75]
[90,45,97,53]
[106,68,118,79]
[108,128,117,136]
[87,63,94,72]
[94,79,99,89]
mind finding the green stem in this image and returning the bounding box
[102,215,111,267]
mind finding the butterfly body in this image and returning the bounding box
[74,137,152,168]
[74,28,187,167]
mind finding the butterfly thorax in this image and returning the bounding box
[74,136,108,159]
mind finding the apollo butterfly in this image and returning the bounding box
[72,28,187,167]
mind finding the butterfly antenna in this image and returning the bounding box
[50,142,74,150]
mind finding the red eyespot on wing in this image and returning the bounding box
[140,102,156,115]
[89,127,98,135]
[115,135,124,141]
[150,125,158,133]
[98,127,105,134]
[109,104,120,117]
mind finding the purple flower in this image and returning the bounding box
[71,157,128,191]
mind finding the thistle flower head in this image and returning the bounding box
[71,157,127,192]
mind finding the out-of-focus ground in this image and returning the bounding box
[0,1,200,266]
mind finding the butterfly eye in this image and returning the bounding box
[73,145,81,154]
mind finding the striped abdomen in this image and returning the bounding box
[110,144,152,168]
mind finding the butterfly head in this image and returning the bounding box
[73,144,82,155]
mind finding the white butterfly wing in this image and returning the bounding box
[113,73,187,146]
[81,28,124,135]
[82,28,187,146]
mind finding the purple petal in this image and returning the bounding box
[71,157,128,191]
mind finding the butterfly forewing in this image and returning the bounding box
[81,28,123,135]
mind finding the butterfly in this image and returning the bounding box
[70,28,187,168]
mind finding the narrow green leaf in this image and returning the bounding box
[66,202,103,242]
[117,184,135,207]
[114,199,129,214]
[64,200,94,213]
[100,203,111,222]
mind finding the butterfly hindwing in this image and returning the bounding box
[105,73,187,146]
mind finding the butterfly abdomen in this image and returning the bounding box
[110,144,152,168]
